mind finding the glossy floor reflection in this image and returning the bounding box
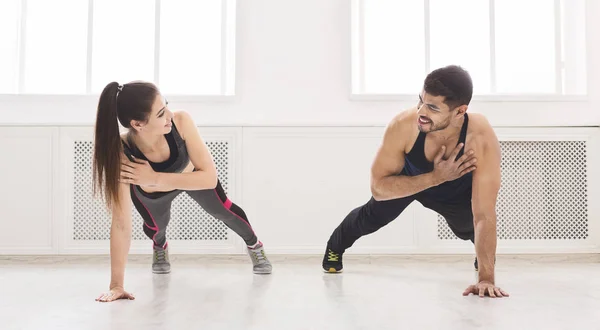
[1,255,599,330]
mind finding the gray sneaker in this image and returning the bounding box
[247,242,272,274]
[152,245,171,274]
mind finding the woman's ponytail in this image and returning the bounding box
[92,82,123,210]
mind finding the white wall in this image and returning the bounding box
[0,0,599,256]
[1,125,599,255]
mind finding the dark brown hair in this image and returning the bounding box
[424,65,473,110]
[92,81,159,209]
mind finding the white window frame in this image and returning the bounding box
[2,0,236,102]
[350,0,589,102]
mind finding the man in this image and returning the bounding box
[322,65,509,298]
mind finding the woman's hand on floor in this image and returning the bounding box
[95,287,135,302]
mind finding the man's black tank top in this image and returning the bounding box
[121,119,190,173]
[402,114,472,197]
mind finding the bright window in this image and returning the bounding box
[352,0,587,96]
[0,0,235,96]
[0,0,21,94]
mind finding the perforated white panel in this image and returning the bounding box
[437,141,588,240]
[72,140,230,241]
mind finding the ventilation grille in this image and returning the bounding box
[73,140,230,241]
[438,141,588,240]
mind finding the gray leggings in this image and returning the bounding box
[130,179,258,248]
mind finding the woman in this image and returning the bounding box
[92,81,272,303]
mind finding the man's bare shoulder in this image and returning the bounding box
[468,113,500,157]
[387,108,418,134]
[468,113,497,138]
[381,108,419,154]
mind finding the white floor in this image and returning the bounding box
[1,255,599,330]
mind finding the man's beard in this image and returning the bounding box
[418,117,451,133]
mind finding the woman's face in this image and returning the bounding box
[137,94,173,135]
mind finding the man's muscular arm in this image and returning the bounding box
[463,118,509,298]
[370,117,477,201]
[471,128,501,284]
[370,119,441,201]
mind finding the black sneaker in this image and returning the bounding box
[322,247,343,273]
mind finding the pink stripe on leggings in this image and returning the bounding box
[132,187,160,244]
[213,190,255,235]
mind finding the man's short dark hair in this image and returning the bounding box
[423,65,473,110]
